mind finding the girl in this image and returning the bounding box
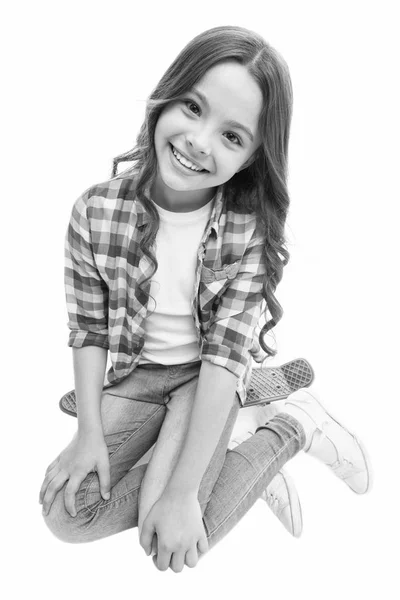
[39,25,371,573]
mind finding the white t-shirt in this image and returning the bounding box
[138,199,214,365]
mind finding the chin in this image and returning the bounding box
[160,171,191,191]
[159,167,203,191]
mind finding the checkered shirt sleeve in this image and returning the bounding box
[64,190,109,349]
[201,228,266,380]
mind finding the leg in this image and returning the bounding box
[140,391,305,563]
[42,362,202,543]
[198,385,371,555]
[43,392,164,543]
[132,379,305,557]
[229,402,304,539]
[43,361,305,552]
[200,413,305,552]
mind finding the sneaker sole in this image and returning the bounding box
[262,468,303,538]
[280,468,303,538]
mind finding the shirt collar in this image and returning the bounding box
[136,195,152,228]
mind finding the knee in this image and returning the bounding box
[42,484,93,544]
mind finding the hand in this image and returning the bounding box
[139,490,209,573]
[39,430,111,517]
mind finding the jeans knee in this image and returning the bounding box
[42,487,91,544]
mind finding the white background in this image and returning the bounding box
[2,0,399,598]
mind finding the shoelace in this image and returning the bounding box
[266,490,286,513]
[331,457,362,479]
[315,423,362,477]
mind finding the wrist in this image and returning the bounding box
[164,481,199,498]
[77,423,104,438]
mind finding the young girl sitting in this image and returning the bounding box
[39,25,371,573]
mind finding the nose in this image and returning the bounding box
[186,131,211,156]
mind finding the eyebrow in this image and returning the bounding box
[191,87,255,143]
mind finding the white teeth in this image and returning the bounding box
[171,145,203,172]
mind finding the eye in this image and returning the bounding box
[183,100,201,115]
[224,132,242,146]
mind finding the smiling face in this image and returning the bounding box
[151,60,263,211]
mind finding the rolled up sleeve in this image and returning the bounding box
[201,230,266,380]
[64,191,109,349]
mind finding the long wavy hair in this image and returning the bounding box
[111,25,292,357]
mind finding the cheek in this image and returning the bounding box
[220,154,243,174]
[157,107,184,138]
[154,111,171,142]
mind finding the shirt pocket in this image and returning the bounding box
[201,260,240,283]
[198,260,241,330]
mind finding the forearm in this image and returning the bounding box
[165,361,238,495]
[138,455,170,531]
[138,389,197,528]
[138,433,184,529]
[72,345,108,435]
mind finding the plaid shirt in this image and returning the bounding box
[64,174,267,407]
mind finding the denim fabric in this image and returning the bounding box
[43,361,305,552]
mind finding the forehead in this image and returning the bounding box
[192,61,263,127]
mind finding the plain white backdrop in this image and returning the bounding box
[2,1,399,598]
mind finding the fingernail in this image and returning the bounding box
[104,492,110,499]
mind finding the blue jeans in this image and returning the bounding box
[43,361,305,551]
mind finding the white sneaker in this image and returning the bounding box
[284,388,372,494]
[261,468,303,538]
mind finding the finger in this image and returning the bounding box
[156,544,172,572]
[140,520,155,556]
[42,471,68,516]
[185,545,199,569]
[170,550,186,573]
[64,475,84,517]
[197,535,209,555]
[39,465,60,504]
[45,456,60,476]
[151,534,158,557]
[97,459,111,500]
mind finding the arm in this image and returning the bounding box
[65,190,111,432]
[41,305,110,515]
[138,391,196,531]
[42,190,112,511]
[73,346,108,435]
[163,360,237,495]
[139,228,265,565]
[40,345,111,515]
[139,361,237,564]
[163,228,266,494]
[64,189,109,350]
[63,189,110,430]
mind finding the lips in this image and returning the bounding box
[169,143,208,172]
